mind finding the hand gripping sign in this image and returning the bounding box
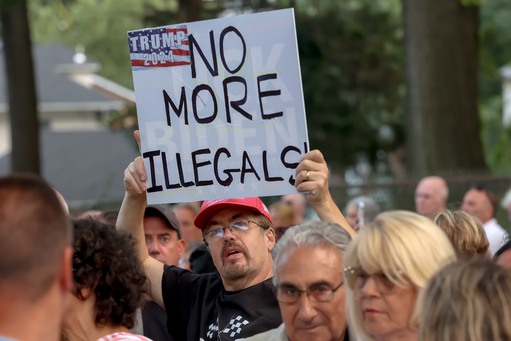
[128,8,309,204]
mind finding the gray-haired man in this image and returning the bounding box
[246,221,351,341]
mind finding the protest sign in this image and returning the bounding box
[128,8,309,204]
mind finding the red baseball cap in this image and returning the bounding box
[194,197,273,230]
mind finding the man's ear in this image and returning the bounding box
[60,246,74,293]
[178,239,187,260]
[265,227,276,252]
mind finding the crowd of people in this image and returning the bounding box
[1,132,511,341]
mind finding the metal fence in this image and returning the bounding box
[327,174,511,230]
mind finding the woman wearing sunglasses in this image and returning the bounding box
[343,210,455,341]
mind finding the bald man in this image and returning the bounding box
[415,176,448,216]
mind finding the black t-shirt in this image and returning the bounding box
[162,265,282,340]
[142,300,176,341]
[189,244,218,275]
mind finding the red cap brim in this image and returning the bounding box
[194,198,272,230]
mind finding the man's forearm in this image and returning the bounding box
[313,195,356,238]
[117,191,165,306]
[117,192,149,261]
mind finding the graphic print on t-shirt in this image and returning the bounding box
[205,315,250,340]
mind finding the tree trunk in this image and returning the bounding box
[0,0,40,174]
[178,0,202,23]
[403,0,485,177]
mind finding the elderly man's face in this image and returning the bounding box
[415,178,445,216]
[276,246,347,341]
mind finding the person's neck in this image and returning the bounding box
[339,328,347,341]
[0,288,63,341]
[329,326,347,341]
[375,328,417,341]
[223,261,273,291]
[482,216,494,225]
[63,294,131,341]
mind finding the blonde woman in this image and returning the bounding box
[432,210,489,258]
[418,258,511,341]
[343,210,455,341]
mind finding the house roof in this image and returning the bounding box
[0,128,140,208]
[0,43,140,209]
[0,43,134,112]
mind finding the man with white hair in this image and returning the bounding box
[245,221,352,341]
[119,131,355,340]
[414,176,448,216]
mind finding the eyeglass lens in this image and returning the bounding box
[344,267,396,294]
[204,220,252,243]
[276,282,342,303]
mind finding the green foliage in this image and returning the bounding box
[481,96,503,168]
[29,0,173,87]
[488,123,511,176]
[290,0,405,167]
[460,0,479,6]
[0,0,24,11]
[28,0,406,170]
[24,0,511,175]
[480,0,511,99]
[479,0,511,173]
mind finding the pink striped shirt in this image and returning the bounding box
[96,332,153,341]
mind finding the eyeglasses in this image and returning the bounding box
[275,281,344,303]
[344,266,398,294]
[203,219,263,245]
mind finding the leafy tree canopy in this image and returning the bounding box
[27,0,511,175]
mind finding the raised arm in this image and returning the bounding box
[117,145,165,307]
[294,149,356,238]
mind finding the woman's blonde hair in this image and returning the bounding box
[432,210,489,258]
[344,210,456,341]
[418,259,511,341]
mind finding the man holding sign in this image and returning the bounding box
[122,8,354,340]
[120,171,278,340]
[120,145,353,341]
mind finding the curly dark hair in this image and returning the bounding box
[71,219,147,329]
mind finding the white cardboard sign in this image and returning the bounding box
[128,8,309,204]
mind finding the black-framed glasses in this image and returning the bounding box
[344,266,398,294]
[275,281,344,303]
[203,219,263,245]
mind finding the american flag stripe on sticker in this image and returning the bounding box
[128,25,191,70]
